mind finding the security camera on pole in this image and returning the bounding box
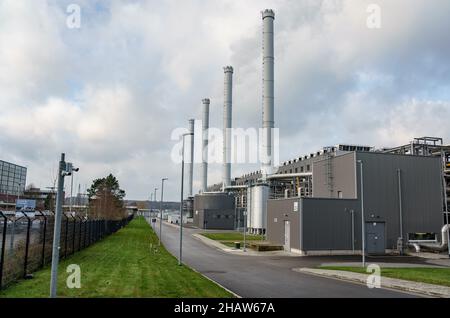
[49,154,78,298]
[68,163,80,216]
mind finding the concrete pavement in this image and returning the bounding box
[297,268,450,298]
[147,218,420,298]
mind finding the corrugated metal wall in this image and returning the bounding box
[356,152,443,248]
[267,152,444,252]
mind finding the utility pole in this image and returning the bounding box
[160,178,168,245]
[179,133,192,265]
[50,154,69,298]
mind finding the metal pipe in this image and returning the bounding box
[201,98,210,193]
[351,209,355,253]
[266,172,312,180]
[442,147,450,257]
[397,169,404,255]
[223,66,233,189]
[187,119,195,197]
[261,9,275,179]
[357,160,366,267]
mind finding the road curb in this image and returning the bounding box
[192,233,234,251]
[192,233,296,257]
[295,268,450,298]
[189,266,242,299]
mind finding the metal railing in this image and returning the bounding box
[0,211,134,289]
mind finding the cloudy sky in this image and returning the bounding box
[0,0,449,201]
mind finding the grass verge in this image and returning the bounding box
[200,232,264,250]
[0,217,234,298]
[320,266,450,287]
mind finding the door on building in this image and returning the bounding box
[365,222,386,255]
[284,221,291,252]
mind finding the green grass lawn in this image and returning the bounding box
[200,232,263,242]
[0,217,233,298]
[200,232,264,251]
[320,266,450,287]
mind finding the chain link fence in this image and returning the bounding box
[0,211,134,289]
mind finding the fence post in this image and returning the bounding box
[0,212,8,289]
[88,220,92,245]
[22,212,32,279]
[71,215,76,255]
[94,220,97,242]
[77,216,83,252]
[64,213,69,259]
[36,211,47,268]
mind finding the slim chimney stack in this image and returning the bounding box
[223,66,233,189]
[261,9,275,179]
[201,98,210,193]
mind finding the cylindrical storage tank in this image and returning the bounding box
[251,184,269,233]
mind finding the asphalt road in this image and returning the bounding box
[149,219,419,298]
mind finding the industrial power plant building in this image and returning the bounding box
[182,9,450,256]
[267,151,444,255]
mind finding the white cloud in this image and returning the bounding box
[0,0,449,200]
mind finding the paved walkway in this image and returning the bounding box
[297,268,450,298]
[320,262,445,268]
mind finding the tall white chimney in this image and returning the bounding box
[187,118,195,197]
[201,98,210,193]
[261,9,275,179]
[223,66,233,189]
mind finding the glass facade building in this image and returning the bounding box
[0,160,27,196]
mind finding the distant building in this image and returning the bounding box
[0,160,27,203]
[23,187,56,210]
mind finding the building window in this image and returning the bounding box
[306,165,311,171]
[338,191,343,199]
[300,167,304,172]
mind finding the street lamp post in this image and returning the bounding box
[357,160,366,268]
[159,178,168,246]
[179,132,193,266]
[50,154,77,298]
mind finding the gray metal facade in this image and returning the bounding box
[267,152,444,253]
[193,193,235,230]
